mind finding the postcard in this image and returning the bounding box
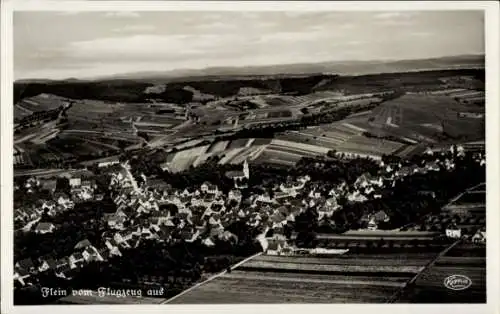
[1,1,499,314]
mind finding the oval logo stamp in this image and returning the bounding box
[443,275,472,291]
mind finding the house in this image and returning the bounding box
[180,228,200,243]
[69,252,86,269]
[107,214,126,230]
[280,181,304,193]
[373,210,390,223]
[266,239,287,255]
[308,190,322,199]
[38,257,58,273]
[445,226,462,239]
[34,222,56,234]
[367,217,378,230]
[270,212,287,229]
[15,258,36,273]
[55,260,73,280]
[202,237,215,247]
[347,190,368,203]
[74,239,92,250]
[425,161,441,172]
[69,177,82,188]
[396,167,412,177]
[228,189,242,203]
[355,173,382,188]
[105,239,123,257]
[200,182,218,194]
[82,246,104,262]
[113,232,132,247]
[472,229,486,244]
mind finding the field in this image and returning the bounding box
[168,252,438,304]
[272,120,405,160]
[360,94,484,143]
[452,191,486,205]
[400,244,486,303]
[252,138,331,166]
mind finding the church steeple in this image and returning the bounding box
[243,159,249,179]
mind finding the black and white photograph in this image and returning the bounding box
[1,1,499,312]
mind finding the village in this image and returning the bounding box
[13,142,486,294]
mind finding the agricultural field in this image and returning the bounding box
[165,145,210,172]
[207,140,230,154]
[362,94,484,143]
[227,139,251,150]
[335,135,404,156]
[15,93,70,114]
[168,253,437,304]
[252,150,302,167]
[452,191,486,205]
[400,244,486,303]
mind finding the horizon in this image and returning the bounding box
[14,53,486,82]
[14,11,485,80]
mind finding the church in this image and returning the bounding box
[225,160,250,188]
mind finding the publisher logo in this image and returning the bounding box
[443,275,472,291]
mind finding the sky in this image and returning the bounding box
[14,10,484,80]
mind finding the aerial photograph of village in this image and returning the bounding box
[11,10,486,305]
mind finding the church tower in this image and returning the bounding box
[243,160,250,179]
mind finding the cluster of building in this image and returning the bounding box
[14,175,102,231]
[14,239,108,288]
[14,142,486,290]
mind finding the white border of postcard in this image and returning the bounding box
[1,1,499,314]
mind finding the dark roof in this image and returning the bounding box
[271,213,286,223]
[373,210,388,222]
[267,240,285,251]
[16,258,35,270]
[16,269,30,277]
[74,239,92,250]
[180,230,195,240]
[72,252,84,260]
[210,203,223,211]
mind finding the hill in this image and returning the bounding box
[14,68,484,105]
[90,54,485,81]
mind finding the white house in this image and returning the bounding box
[200,182,218,194]
[472,229,486,244]
[69,177,82,188]
[68,252,85,269]
[445,228,462,239]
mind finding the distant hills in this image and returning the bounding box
[16,54,485,84]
